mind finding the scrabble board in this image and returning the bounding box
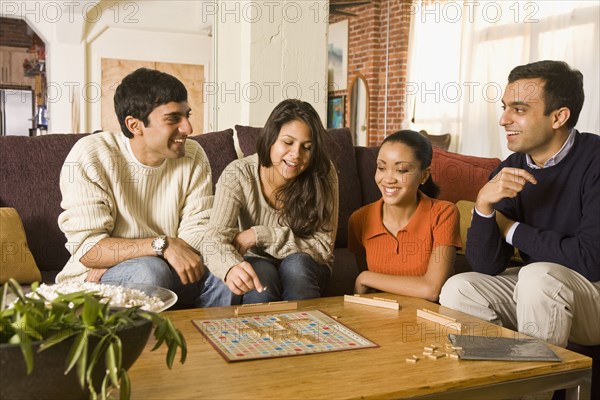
[193,310,378,362]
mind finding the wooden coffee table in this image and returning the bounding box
[128,294,592,399]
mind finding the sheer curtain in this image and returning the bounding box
[405,1,600,158]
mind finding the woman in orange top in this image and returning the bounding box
[348,130,461,302]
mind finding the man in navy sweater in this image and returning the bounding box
[440,60,600,348]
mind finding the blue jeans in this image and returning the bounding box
[240,253,331,304]
[100,256,234,308]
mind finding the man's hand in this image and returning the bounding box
[476,167,537,214]
[86,268,109,282]
[162,237,205,285]
[495,211,516,238]
[233,228,257,256]
[224,261,264,295]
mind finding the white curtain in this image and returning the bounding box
[405,1,600,158]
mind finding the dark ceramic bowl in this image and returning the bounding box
[0,318,152,400]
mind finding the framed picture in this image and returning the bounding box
[327,20,348,91]
[327,95,345,129]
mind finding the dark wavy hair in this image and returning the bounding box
[114,68,188,138]
[508,60,584,129]
[257,99,336,238]
[381,130,440,198]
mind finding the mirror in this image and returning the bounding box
[349,74,369,145]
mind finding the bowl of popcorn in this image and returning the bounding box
[29,281,178,313]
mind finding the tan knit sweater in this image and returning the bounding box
[56,132,213,282]
[201,154,339,281]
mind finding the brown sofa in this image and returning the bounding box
[0,127,500,295]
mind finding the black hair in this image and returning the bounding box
[381,130,440,198]
[113,68,188,138]
[508,60,584,129]
[257,99,335,238]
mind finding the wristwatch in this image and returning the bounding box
[151,235,167,257]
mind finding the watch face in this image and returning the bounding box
[152,237,166,251]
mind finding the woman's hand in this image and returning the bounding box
[225,260,264,295]
[354,271,373,294]
[233,228,257,256]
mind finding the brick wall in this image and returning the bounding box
[330,0,413,145]
[0,17,31,48]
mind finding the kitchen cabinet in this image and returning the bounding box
[0,46,36,88]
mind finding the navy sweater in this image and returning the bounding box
[466,131,600,282]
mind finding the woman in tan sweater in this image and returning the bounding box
[202,99,339,303]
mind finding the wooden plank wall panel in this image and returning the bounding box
[157,62,204,135]
[101,58,154,133]
[101,59,204,134]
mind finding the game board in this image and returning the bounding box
[193,310,378,362]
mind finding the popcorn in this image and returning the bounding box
[29,282,166,313]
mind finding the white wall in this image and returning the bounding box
[2,0,329,135]
[214,0,328,130]
[1,0,214,133]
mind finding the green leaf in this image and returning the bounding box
[105,342,120,388]
[39,328,79,351]
[65,331,87,374]
[76,336,88,388]
[7,278,26,302]
[151,320,167,351]
[82,297,102,326]
[19,334,34,374]
[0,282,8,311]
[166,341,177,369]
[113,335,123,370]
[178,333,188,364]
[87,335,109,373]
[166,319,184,347]
[120,370,131,400]
[101,373,109,400]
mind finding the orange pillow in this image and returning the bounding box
[0,208,42,284]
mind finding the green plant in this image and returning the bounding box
[0,279,187,400]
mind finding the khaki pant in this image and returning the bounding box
[440,263,600,347]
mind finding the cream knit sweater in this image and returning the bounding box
[201,154,338,281]
[56,132,213,282]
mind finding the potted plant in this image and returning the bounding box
[0,279,187,400]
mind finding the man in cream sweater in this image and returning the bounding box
[56,68,232,307]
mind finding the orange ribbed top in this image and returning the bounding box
[348,193,461,276]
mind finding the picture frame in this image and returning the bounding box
[327,95,345,129]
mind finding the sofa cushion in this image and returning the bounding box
[324,248,360,296]
[355,145,500,205]
[431,147,500,203]
[189,128,237,191]
[355,146,380,205]
[456,200,475,256]
[0,134,88,274]
[235,125,262,157]
[0,207,42,284]
[456,200,523,263]
[234,125,362,248]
